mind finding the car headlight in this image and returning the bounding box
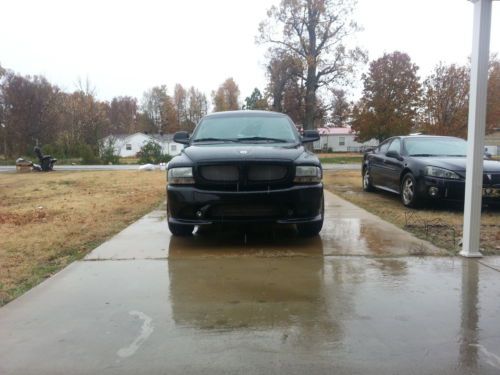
[294,166,322,183]
[425,166,461,180]
[167,167,194,184]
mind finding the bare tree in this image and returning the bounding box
[174,84,188,129]
[187,87,207,130]
[141,85,178,134]
[109,96,138,134]
[258,0,365,129]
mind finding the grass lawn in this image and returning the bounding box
[316,152,363,164]
[119,157,140,164]
[323,170,500,255]
[0,170,166,306]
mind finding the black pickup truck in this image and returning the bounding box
[166,110,323,236]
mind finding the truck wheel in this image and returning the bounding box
[297,196,324,237]
[168,222,194,236]
[297,220,323,237]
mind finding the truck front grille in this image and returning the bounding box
[247,165,288,181]
[196,163,292,191]
[199,165,239,182]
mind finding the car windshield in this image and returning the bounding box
[192,115,299,143]
[404,137,467,157]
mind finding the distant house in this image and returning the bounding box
[313,126,378,152]
[485,128,500,156]
[100,132,184,158]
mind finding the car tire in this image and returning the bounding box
[168,222,194,236]
[400,173,421,208]
[362,167,375,192]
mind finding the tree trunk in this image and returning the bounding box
[304,2,317,130]
[304,66,317,130]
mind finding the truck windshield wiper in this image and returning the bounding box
[410,154,437,157]
[235,136,289,143]
[192,137,237,143]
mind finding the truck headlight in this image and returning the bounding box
[294,166,322,183]
[167,167,194,184]
[425,166,461,180]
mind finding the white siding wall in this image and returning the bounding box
[314,135,378,152]
[102,134,185,157]
[116,134,151,157]
[485,145,498,156]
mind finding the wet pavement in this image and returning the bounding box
[1,191,500,374]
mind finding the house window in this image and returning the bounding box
[126,144,132,151]
[339,137,345,146]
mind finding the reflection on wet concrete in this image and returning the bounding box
[2,191,499,374]
[459,260,479,372]
[168,224,324,258]
[85,190,443,261]
[1,256,500,373]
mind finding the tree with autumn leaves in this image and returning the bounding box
[352,53,500,142]
[351,52,422,142]
[0,64,208,158]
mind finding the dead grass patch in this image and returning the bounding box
[323,170,500,255]
[0,170,166,305]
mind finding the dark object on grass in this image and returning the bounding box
[33,146,57,171]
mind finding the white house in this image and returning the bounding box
[313,127,379,152]
[100,132,184,157]
[485,128,500,156]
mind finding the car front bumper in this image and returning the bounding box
[419,176,500,202]
[167,184,324,225]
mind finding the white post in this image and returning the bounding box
[461,0,492,258]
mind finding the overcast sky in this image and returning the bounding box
[1,0,499,104]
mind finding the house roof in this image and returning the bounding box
[101,132,175,143]
[150,133,174,142]
[317,126,353,135]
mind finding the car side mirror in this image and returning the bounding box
[302,130,320,143]
[173,131,190,145]
[386,150,402,160]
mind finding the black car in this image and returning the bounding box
[362,135,500,207]
[166,110,324,236]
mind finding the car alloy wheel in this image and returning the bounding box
[402,177,414,204]
[401,174,421,208]
[362,168,374,192]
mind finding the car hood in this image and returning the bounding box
[414,157,500,173]
[182,143,306,163]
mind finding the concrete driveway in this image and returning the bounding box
[1,191,499,374]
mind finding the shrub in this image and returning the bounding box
[79,144,100,165]
[99,139,120,165]
[137,140,172,164]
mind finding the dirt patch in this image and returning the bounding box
[323,170,500,255]
[0,170,166,305]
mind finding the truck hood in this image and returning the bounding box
[182,143,306,163]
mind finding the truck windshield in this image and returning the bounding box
[192,115,299,144]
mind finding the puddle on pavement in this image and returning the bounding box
[166,216,425,258]
[162,256,500,373]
